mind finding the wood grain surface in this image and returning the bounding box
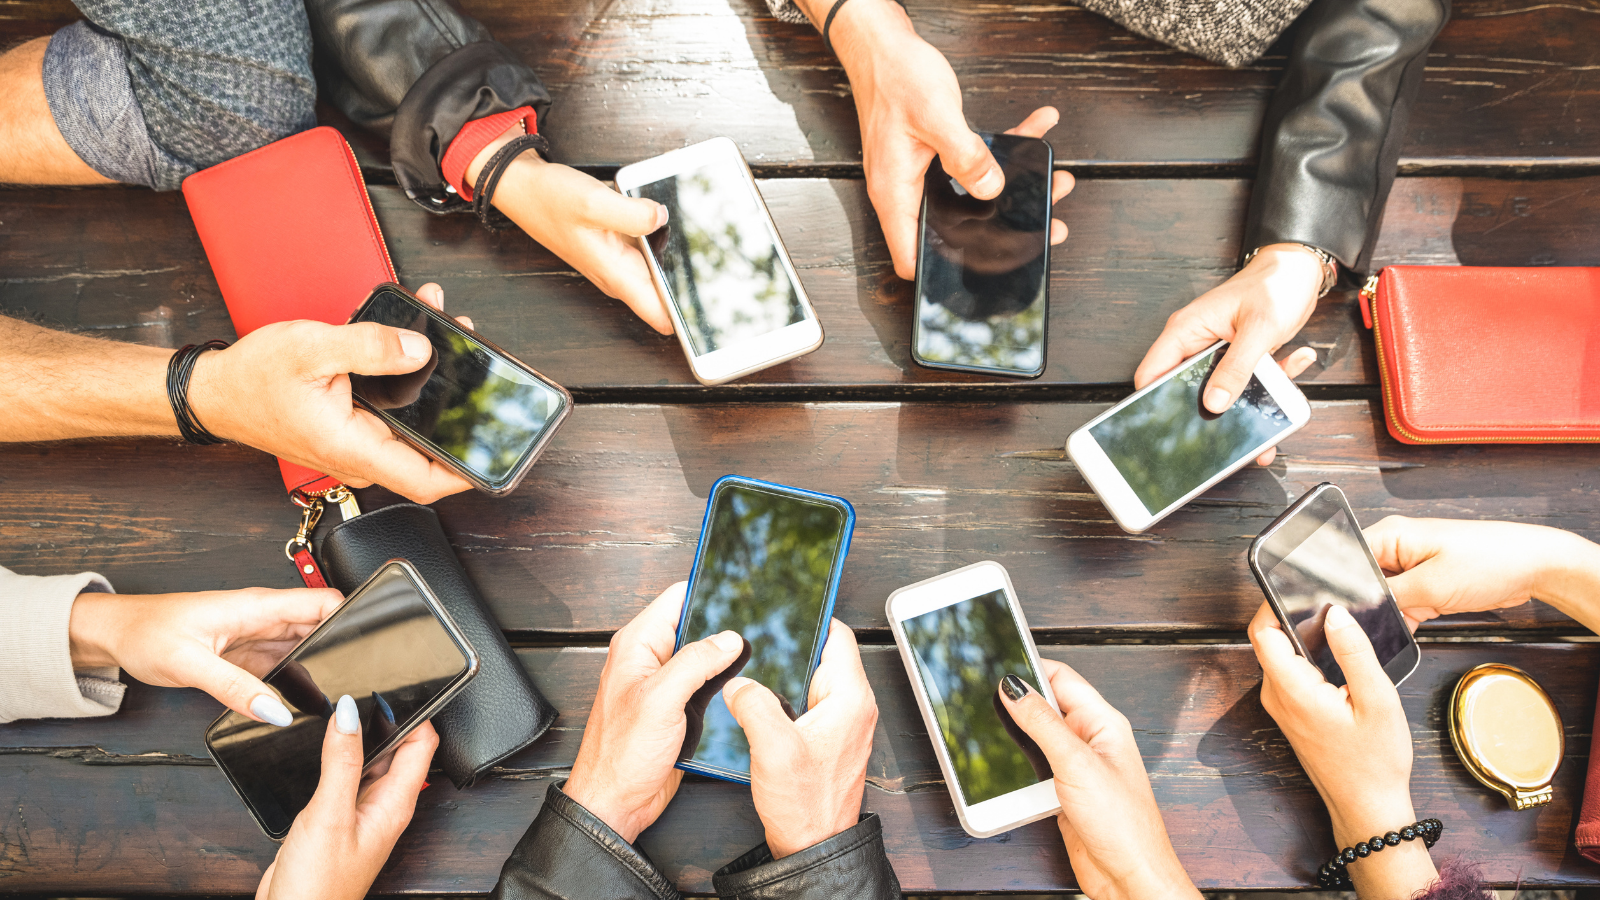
[2,400,1594,638]
[2,643,1594,893]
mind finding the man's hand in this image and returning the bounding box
[722,620,878,858]
[563,583,747,842]
[1133,244,1324,465]
[258,702,437,900]
[190,282,475,503]
[68,586,343,725]
[817,0,1069,280]
[998,660,1200,900]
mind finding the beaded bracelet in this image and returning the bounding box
[1316,818,1442,889]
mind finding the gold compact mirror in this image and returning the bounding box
[1449,663,1562,810]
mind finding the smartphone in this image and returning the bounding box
[912,133,1052,378]
[887,561,1060,838]
[615,137,824,385]
[1066,341,1312,533]
[1249,483,1420,688]
[673,475,855,782]
[346,283,572,494]
[205,560,478,840]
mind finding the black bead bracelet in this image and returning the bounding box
[1315,818,1442,889]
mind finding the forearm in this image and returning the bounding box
[792,0,916,67]
[1533,530,1600,633]
[0,316,178,442]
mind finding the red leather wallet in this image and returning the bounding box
[182,126,397,496]
[1362,265,1600,444]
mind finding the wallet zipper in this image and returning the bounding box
[337,135,397,281]
[1363,273,1599,444]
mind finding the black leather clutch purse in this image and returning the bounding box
[319,502,557,788]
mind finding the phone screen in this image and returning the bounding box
[1258,492,1414,687]
[914,133,1051,376]
[206,564,474,838]
[677,480,851,779]
[1089,343,1291,513]
[902,589,1050,805]
[626,161,804,358]
[349,287,568,490]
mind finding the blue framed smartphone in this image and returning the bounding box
[673,475,856,783]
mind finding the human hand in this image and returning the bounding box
[563,583,747,841]
[1133,244,1324,465]
[189,283,476,503]
[1365,515,1600,632]
[470,128,672,334]
[998,660,1199,900]
[722,620,878,858]
[68,586,343,726]
[823,0,1070,279]
[257,698,437,900]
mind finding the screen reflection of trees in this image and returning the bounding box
[679,484,845,775]
[1088,344,1289,513]
[632,165,803,357]
[903,590,1044,805]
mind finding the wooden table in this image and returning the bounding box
[3,0,1598,894]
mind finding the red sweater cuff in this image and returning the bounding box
[442,106,536,202]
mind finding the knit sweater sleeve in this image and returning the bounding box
[763,0,812,24]
[0,565,125,724]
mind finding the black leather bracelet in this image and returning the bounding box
[1316,818,1442,889]
[166,340,231,445]
[822,0,904,54]
[471,132,550,231]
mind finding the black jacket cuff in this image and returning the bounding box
[712,813,902,899]
[490,782,680,900]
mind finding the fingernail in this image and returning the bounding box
[654,202,669,230]
[1000,674,1031,701]
[251,694,293,727]
[335,694,360,734]
[710,630,743,653]
[1325,605,1356,628]
[975,167,1003,197]
[398,330,432,361]
[1205,386,1233,413]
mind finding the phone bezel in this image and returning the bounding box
[1065,340,1312,533]
[886,561,1062,838]
[910,133,1052,380]
[614,137,824,386]
[1247,483,1421,688]
[204,559,480,840]
[671,474,856,783]
[346,283,573,495]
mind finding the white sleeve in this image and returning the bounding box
[0,565,126,723]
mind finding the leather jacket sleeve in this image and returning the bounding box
[490,784,681,900]
[1240,0,1450,277]
[712,814,903,900]
[303,0,552,211]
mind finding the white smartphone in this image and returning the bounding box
[887,561,1061,839]
[615,137,824,385]
[1066,341,1312,533]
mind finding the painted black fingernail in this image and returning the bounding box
[1000,674,1031,701]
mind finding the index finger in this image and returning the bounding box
[336,421,476,504]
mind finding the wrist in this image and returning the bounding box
[67,592,122,669]
[766,815,858,859]
[182,347,236,443]
[466,124,541,193]
[825,0,916,72]
[1534,530,1600,626]
[562,776,646,844]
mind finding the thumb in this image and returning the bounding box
[306,694,365,816]
[647,630,746,710]
[181,649,297,727]
[1321,605,1392,702]
[583,188,670,237]
[314,321,433,378]
[996,674,1089,776]
[1203,330,1277,414]
[928,120,1003,200]
[723,676,801,748]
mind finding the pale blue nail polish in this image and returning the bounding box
[335,694,359,735]
[251,694,293,727]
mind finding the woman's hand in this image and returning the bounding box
[723,620,878,858]
[1133,244,1323,465]
[68,586,343,726]
[998,659,1200,900]
[563,582,747,841]
[1365,515,1600,633]
[1248,603,1438,897]
[257,698,437,900]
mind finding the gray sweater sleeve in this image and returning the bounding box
[0,565,125,724]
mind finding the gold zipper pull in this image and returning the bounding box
[323,485,363,521]
[1359,272,1380,302]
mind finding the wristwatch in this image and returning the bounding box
[1241,243,1340,298]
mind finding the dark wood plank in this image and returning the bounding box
[5,176,1597,393]
[2,643,1594,892]
[3,400,1594,637]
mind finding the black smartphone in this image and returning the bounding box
[1249,483,1420,687]
[347,283,572,495]
[205,560,478,840]
[912,133,1053,378]
[673,475,855,783]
